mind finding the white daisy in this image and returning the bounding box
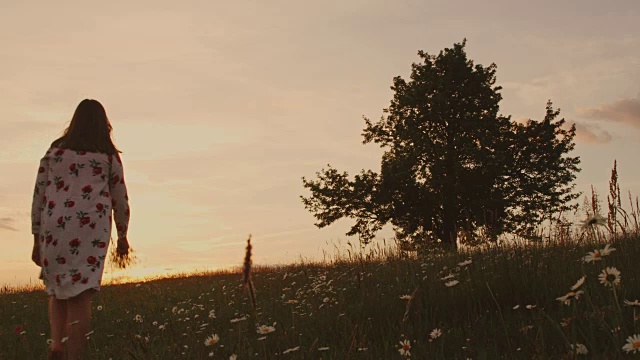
[256,325,276,334]
[624,299,640,307]
[204,334,219,346]
[283,346,300,354]
[556,290,584,305]
[570,276,586,291]
[430,328,442,339]
[398,339,411,357]
[571,343,588,355]
[579,213,607,230]
[458,259,472,267]
[598,267,621,287]
[445,280,459,287]
[622,334,640,354]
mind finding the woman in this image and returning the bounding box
[30,99,131,360]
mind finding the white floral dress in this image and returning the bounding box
[31,147,130,299]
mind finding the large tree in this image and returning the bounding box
[301,40,580,249]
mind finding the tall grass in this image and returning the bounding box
[1,227,639,358]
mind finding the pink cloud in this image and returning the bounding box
[0,217,18,232]
[579,96,640,128]
[573,122,612,144]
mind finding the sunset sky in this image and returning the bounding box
[1,0,639,287]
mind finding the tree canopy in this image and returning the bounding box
[301,40,580,249]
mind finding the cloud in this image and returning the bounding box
[579,96,640,128]
[0,217,18,232]
[573,122,613,144]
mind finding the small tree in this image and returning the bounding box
[301,40,580,250]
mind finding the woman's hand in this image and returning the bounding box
[116,237,130,256]
[31,234,41,266]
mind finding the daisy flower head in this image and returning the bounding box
[399,295,413,300]
[204,333,219,346]
[229,355,237,360]
[624,299,640,307]
[598,267,621,287]
[230,316,247,323]
[133,315,143,323]
[398,339,411,357]
[556,290,584,305]
[571,343,588,355]
[430,328,442,339]
[622,334,640,354]
[583,244,616,263]
[600,244,616,256]
[458,259,472,267]
[283,346,300,354]
[582,250,602,263]
[580,212,607,230]
[570,276,586,291]
[256,325,276,334]
[440,273,456,281]
[445,280,459,287]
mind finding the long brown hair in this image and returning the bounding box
[51,99,120,155]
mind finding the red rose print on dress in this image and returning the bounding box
[38,166,45,173]
[71,270,82,284]
[69,162,84,177]
[95,203,109,218]
[81,185,93,199]
[47,200,56,216]
[64,199,75,208]
[43,258,49,267]
[92,239,107,248]
[89,159,106,180]
[55,179,65,192]
[76,211,91,227]
[69,238,81,255]
[56,255,66,264]
[46,234,53,245]
[86,256,100,272]
[56,215,71,229]
[53,149,65,162]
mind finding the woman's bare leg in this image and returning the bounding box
[48,296,67,353]
[66,290,93,360]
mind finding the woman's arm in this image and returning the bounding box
[109,154,131,250]
[30,151,50,266]
[31,152,50,236]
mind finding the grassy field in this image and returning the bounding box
[1,230,639,359]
